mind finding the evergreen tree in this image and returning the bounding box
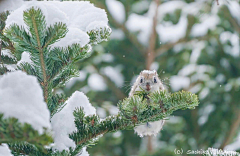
[0,1,199,156]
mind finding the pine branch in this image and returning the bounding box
[70,90,199,147]
[0,114,53,150]
[43,22,68,49]
[47,44,91,88]
[4,7,111,119]
[0,11,17,58]
[8,142,42,156]
[48,94,67,117]
[4,24,36,52]
[87,27,111,45]
[23,8,49,102]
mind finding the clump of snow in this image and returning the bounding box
[106,0,125,24]
[88,73,107,91]
[110,29,125,40]
[96,107,106,118]
[198,104,215,125]
[157,16,187,44]
[0,0,24,12]
[0,144,13,156]
[216,74,226,83]
[126,13,152,45]
[199,87,210,100]
[132,1,150,13]
[170,76,190,91]
[51,91,96,151]
[1,49,14,58]
[141,70,157,75]
[189,41,205,63]
[101,66,124,87]
[178,64,215,77]
[5,1,109,48]
[93,53,114,64]
[182,1,203,15]
[51,28,89,48]
[191,15,220,37]
[220,32,240,57]
[17,51,32,66]
[150,62,159,71]
[227,1,240,25]
[0,49,17,71]
[0,71,51,134]
[157,1,185,20]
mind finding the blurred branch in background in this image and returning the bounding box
[220,110,240,149]
[145,0,159,71]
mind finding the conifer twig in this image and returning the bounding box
[31,12,48,102]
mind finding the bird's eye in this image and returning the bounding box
[140,78,143,83]
[154,77,157,83]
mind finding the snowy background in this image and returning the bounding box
[0,0,240,156]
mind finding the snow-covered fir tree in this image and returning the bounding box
[0,1,199,155]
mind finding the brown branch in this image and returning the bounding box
[219,110,240,149]
[146,0,160,70]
